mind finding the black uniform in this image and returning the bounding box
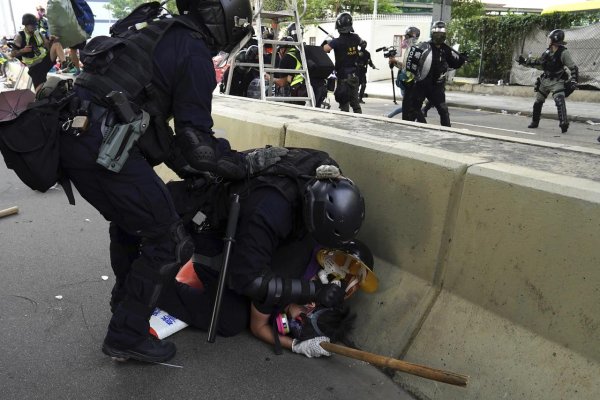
[412,42,467,127]
[60,18,249,352]
[356,48,375,102]
[329,33,362,113]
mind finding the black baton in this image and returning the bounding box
[207,193,241,343]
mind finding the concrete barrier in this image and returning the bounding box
[168,96,600,399]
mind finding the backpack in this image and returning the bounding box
[47,0,88,47]
[0,81,76,203]
[109,1,163,36]
[71,0,95,36]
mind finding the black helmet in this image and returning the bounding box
[286,22,303,42]
[303,178,365,247]
[359,40,367,49]
[176,0,253,55]
[431,20,447,45]
[335,12,353,34]
[405,26,420,39]
[22,13,38,26]
[548,29,565,45]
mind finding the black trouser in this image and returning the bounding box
[413,79,450,126]
[157,266,250,337]
[60,108,184,348]
[357,69,367,100]
[401,83,426,123]
[338,74,362,113]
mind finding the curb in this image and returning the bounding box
[366,93,600,124]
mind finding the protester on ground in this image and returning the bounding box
[518,29,578,133]
[356,40,376,104]
[323,12,363,113]
[10,13,66,92]
[57,0,288,364]
[410,21,468,127]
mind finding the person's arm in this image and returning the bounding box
[561,49,578,82]
[249,304,294,349]
[9,34,28,58]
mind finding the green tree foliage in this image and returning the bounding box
[303,0,400,22]
[105,0,178,19]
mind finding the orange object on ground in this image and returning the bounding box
[175,259,204,290]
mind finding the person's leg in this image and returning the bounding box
[358,72,366,102]
[348,75,362,113]
[528,85,548,129]
[61,120,188,362]
[430,85,450,127]
[387,106,402,118]
[553,89,569,133]
[49,41,65,64]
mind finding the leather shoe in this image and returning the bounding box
[102,336,176,363]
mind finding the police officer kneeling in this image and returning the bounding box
[59,0,288,363]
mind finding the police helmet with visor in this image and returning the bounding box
[176,0,253,55]
[431,21,447,45]
[548,29,565,45]
[335,12,353,34]
[303,177,365,248]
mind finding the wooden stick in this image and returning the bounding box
[0,206,19,218]
[321,342,469,387]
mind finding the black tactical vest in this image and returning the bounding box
[76,16,205,165]
[542,46,566,76]
[333,33,362,78]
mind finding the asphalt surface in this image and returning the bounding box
[0,160,414,399]
[363,80,600,124]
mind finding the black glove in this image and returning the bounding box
[314,281,344,308]
[517,55,526,65]
[246,147,289,175]
[564,79,578,97]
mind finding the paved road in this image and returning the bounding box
[353,97,600,148]
[0,157,415,399]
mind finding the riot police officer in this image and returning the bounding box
[356,40,376,103]
[386,26,421,120]
[323,12,363,113]
[518,29,578,133]
[58,0,288,363]
[409,21,468,127]
[157,149,365,351]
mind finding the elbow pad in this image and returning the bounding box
[243,276,316,306]
[569,65,579,83]
[175,127,217,173]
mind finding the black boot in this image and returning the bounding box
[102,336,176,363]
[528,101,543,128]
[555,94,569,133]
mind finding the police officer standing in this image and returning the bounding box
[323,12,363,113]
[518,29,578,133]
[386,26,421,120]
[411,21,468,127]
[356,40,376,103]
[58,0,288,363]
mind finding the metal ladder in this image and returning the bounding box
[223,0,316,107]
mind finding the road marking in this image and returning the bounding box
[453,122,536,135]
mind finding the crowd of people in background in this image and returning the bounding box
[4,2,92,92]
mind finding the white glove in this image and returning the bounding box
[292,336,331,358]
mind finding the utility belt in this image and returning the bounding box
[63,91,150,173]
[542,70,567,80]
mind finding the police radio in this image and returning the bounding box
[96,91,150,173]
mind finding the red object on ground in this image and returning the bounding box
[176,258,204,290]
